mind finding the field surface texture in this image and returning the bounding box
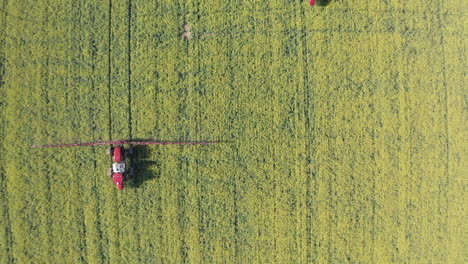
[0,0,466,263]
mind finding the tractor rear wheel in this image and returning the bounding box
[124,169,134,182]
[107,168,113,177]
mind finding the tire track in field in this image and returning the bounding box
[437,1,466,261]
[101,1,113,262]
[266,6,277,262]
[107,0,112,142]
[189,7,203,261]
[124,1,142,262]
[220,20,240,261]
[369,36,377,264]
[0,1,13,262]
[41,6,53,256]
[108,0,135,261]
[436,0,450,259]
[396,28,410,262]
[111,0,121,261]
[76,4,89,262]
[127,0,132,141]
[192,3,206,260]
[90,18,104,264]
[298,4,315,263]
[176,3,190,262]
[33,4,56,261]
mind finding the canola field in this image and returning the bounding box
[0,0,466,263]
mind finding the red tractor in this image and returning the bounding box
[32,140,215,190]
[106,143,134,190]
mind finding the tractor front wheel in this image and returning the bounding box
[128,146,134,156]
[106,147,113,155]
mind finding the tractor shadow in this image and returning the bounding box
[317,0,331,6]
[126,145,160,188]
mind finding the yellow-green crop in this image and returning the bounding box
[0,0,465,263]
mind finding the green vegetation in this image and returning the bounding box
[1,0,466,263]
